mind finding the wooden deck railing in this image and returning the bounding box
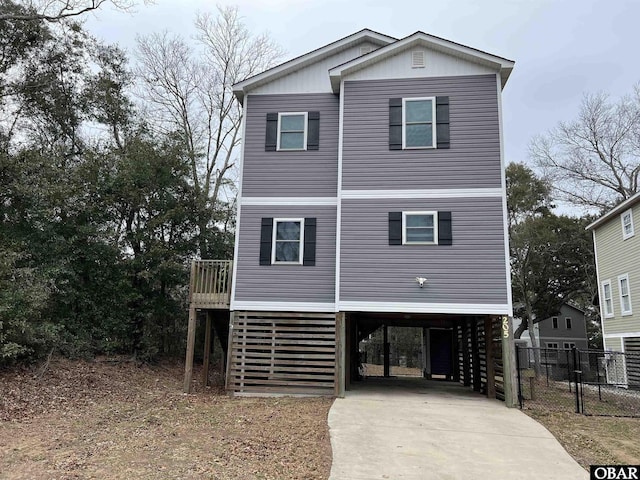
[189,259,233,309]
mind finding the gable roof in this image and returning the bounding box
[328,31,515,92]
[586,191,640,231]
[232,29,397,104]
[232,29,515,103]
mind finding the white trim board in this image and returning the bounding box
[230,301,335,313]
[242,197,338,206]
[341,188,503,199]
[334,78,345,312]
[604,332,640,339]
[338,301,511,315]
[230,95,249,305]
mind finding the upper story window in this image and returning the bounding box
[277,113,307,151]
[602,280,614,318]
[551,317,558,329]
[618,274,633,316]
[402,98,436,149]
[265,111,319,152]
[621,210,634,239]
[389,96,449,150]
[565,317,572,329]
[272,219,304,264]
[402,211,438,245]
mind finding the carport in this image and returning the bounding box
[338,312,516,403]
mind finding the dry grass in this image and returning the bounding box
[0,358,333,480]
[520,380,640,469]
[363,363,422,377]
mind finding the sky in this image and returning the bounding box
[85,0,640,171]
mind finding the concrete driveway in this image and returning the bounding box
[328,377,587,480]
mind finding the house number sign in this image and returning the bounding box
[502,317,509,338]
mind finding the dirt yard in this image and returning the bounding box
[0,358,333,480]
[520,380,640,468]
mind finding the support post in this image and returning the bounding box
[484,316,496,399]
[501,316,518,407]
[335,312,346,397]
[383,325,390,377]
[471,318,481,392]
[202,311,212,387]
[183,305,197,393]
[462,321,471,386]
[225,311,235,392]
[421,327,428,378]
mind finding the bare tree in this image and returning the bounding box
[0,0,152,22]
[530,85,640,211]
[134,5,284,257]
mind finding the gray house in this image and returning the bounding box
[185,29,517,404]
[538,304,589,350]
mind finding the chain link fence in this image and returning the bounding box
[515,346,640,418]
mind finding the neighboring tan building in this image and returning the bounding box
[587,192,640,387]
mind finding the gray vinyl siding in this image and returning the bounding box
[234,205,336,303]
[339,197,508,304]
[538,305,589,349]
[594,201,640,335]
[341,75,501,190]
[242,93,339,197]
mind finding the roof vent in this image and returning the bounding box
[360,45,374,56]
[411,50,426,68]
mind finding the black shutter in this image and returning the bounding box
[389,98,403,150]
[307,112,320,150]
[265,113,278,151]
[436,96,450,149]
[438,211,452,245]
[389,212,402,245]
[303,218,316,266]
[259,218,273,265]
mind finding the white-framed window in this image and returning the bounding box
[402,211,438,245]
[621,209,635,240]
[551,317,558,329]
[563,342,576,350]
[618,274,633,316]
[277,112,307,151]
[402,97,436,149]
[271,218,304,264]
[602,279,614,318]
[546,342,559,349]
[565,317,572,329]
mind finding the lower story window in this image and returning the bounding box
[546,342,559,349]
[272,219,303,264]
[403,211,438,244]
[563,342,576,349]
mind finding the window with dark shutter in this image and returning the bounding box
[436,96,450,149]
[307,112,320,150]
[265,113,278,151]
[438,211,452,245]
[389,99,403,150]
[259,218,274,265]
[390,96,450,150]
[388,212,402,245]
[303,218,316,265]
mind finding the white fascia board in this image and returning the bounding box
[586,191,640,231]
[341,187,503,200]
[230,301,335,313]
[338,301,512,315]
[232,29,396,104]
[329,32,515,93]
[242,197,337,206]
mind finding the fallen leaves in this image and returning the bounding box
[0,357,333,479]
